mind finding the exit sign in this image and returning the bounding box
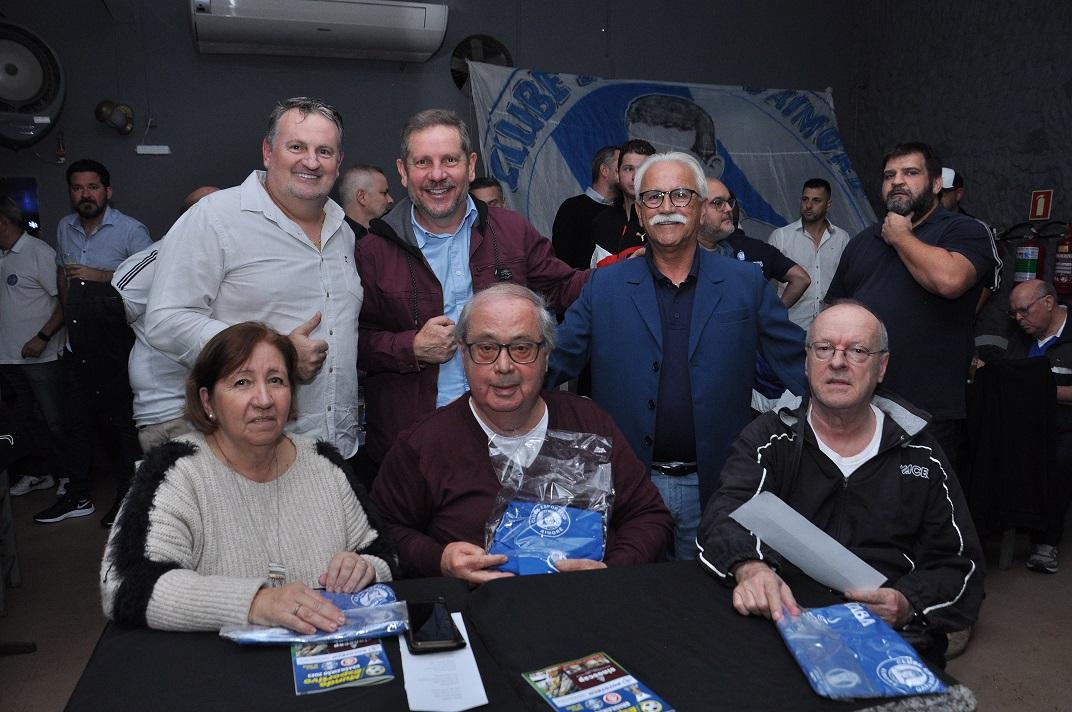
[1029,190,1054,220]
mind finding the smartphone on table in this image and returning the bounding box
[404,597,466,654]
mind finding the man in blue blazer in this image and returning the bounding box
[547,152,806,559]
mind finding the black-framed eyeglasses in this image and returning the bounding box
[463,340,545,364]
[709,196,737,211]
[1008,295,1045,318]
[638,188,700,210]
[807,342,887,364]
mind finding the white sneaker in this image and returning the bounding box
[10,475,56,496]
[56,477,70,497]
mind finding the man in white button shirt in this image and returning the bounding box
[766,179,851,330]
[146,97,362,459]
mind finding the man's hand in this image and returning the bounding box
[554,558,607,573]
[731,560,800,622]
[318,551,375,593]
[439,541,513,584]
[413,315,457,364]
[844,587,914,628]
[288,312,329,381]
[880,212,914,246]
[64,264,111,282]
[21,336,47,359]
[248,581,346,635]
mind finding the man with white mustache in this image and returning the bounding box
[146,97,363,461]
[356,109,586,483]
[548,152,806,560]
[825,142,998,464]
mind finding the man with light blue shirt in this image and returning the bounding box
[35,159,152,526]
[145,98,362,462]
[357,109,587,476]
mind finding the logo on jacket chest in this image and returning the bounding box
[899,464,929,480]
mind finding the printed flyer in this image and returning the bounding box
[523,651,674,712]
[291,638,393,695]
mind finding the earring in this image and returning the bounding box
[207,412,215,421]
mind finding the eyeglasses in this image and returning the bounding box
[709,196,737,211]
[464,341,545,365]
[807,342,887,364]
[638,188,700,209]
[1008,295,1045,318]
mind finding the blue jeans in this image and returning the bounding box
[651,471,701,561]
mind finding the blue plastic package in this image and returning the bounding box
[484,430,614,576]
[219,583,407,645]
[776,603,947,700]
[488,500,605,574]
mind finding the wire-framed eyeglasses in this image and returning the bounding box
[807,342,887,364]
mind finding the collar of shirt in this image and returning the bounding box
[63,205,117,237]
[410,196,478,248]
[585,186,613,205]
[1039,306,1069,347]
[2,232,31,256]
[644,243,700,287]
[243,171,346,246]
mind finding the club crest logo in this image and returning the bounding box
[6,274,16,286]
[529,504,570,537]
[876,656,941,692]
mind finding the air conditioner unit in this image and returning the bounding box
[190,0,448,63]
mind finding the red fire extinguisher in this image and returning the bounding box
[1014,229,1047,283]
[1055,225,1072,296]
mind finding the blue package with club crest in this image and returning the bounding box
[776,602,947,700]
[484,430,614,575]
[220,584,407,645]
[488,501,605,574]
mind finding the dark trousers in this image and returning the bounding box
[0,359,93,488]
[65,280,140,501]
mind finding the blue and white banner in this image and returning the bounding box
[469,61,876,241]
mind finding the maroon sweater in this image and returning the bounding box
[371,390,672,578]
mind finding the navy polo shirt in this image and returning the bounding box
[646,248,699,463]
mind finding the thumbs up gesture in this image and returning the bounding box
[288,312,330,381]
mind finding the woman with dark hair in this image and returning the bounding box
[100,322,394,633]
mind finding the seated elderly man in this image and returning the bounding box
[697,300,984,663]
[372,283,672,583]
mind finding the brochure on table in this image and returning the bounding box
[524,651,675,712]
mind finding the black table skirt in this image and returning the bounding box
[68,562,971,712]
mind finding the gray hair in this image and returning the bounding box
[456,283,557,353]
[264,97,344,148]
[633,152,708,201]
[0,195,23,227]
[400,109,472,160]
[808,299,889,352]
[338,164,385,207]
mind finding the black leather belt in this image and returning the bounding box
[651,461,697,476]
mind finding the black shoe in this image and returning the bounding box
[33,495,95,524]
[101,498,123,528]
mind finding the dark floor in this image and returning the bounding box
[1,474,1070,711]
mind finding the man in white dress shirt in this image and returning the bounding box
[145,97,363,458]
[766,178,851,330]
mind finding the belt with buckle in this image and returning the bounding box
[651,461,697,476]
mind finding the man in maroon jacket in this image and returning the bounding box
[357,109,586,478]
[371,284,672,582]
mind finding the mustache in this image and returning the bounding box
[648,213,688,226]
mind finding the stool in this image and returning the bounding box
[0,475,23,615]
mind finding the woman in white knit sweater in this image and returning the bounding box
[100,322,395,633]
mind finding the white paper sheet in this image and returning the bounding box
[400,611,489,712]
[730,491,887,592]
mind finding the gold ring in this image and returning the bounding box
[293,603,302,616]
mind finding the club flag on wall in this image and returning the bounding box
[468,61,876,242]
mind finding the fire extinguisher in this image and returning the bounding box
[1014,229,1046,283]
[1055,225,1072,296]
